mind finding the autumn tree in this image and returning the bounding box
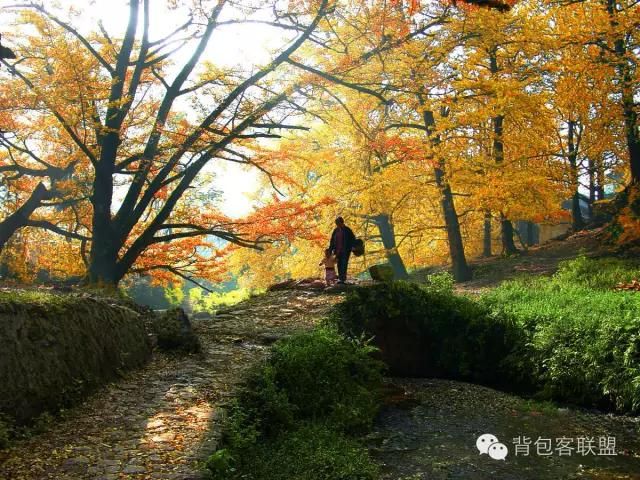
[1,0,336,286]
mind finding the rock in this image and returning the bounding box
[153,308,201,353]
[122,464,146,474]
[192,311,212,321]
[369,264,395,281]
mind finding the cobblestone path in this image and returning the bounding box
[0,289,340,480]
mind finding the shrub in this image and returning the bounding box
[207,327,384,479]
[244,423,378,480]
[266,328,383,432]
[425,271,455,295]
[0,417,10,449]
[330,282,526,389]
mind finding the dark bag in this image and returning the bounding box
[352,238,365,256]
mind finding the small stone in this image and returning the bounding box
[150,432,175,443]
[123,465,147,474]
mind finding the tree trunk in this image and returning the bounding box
[596,160,606,200]
[87,144,122,286]
[500,214,518,255]
[372,213,409,280]
[588,156,596,218]
[434,163,472,281]
[489,49,518,254]
[420,107,471,282]
[482,211,492,257]
[0,182,51,252]
[606,0,640,184]
[622,83,640,183]
[567,120,584,230]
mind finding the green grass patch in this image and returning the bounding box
[481,275,640,412]
[329,256,640,414]
[552,254,640,290]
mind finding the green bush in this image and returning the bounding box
[267,328,383,432]
[553,254,640,290]
[207,327,383,479]
[482,278,640,412]
[425,271,455,295]
[330,281,526,389]
[240,423,378,480]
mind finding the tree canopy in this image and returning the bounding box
[0,0,637,287]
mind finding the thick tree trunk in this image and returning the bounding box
[606,0,639,184]
[500,214,518,255]
[0,182,51,252]
[372,213,409,280]
[87,141,123,286]
[482,211,492,257]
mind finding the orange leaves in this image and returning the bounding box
[369,132,426,163]
[448,0,517,13]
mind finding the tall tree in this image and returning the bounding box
[2,0,332,286]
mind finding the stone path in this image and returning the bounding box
[0,289,341,480]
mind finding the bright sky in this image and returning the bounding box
[0,0,289,217]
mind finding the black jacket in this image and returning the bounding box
[329,226,356,256]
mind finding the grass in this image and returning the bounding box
[480,256,640,412]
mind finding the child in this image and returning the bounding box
[319,249,337,285]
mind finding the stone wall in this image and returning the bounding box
[0,291,151,424]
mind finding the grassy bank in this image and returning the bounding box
[333,256,640,414]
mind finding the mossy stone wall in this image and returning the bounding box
[0,291,151,424]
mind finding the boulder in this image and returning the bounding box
[369,264,394,282]
[153,307,201,353]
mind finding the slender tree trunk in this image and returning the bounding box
[482,211,492,257]
[596,159,606,200]
[434,163,472,281]
[372,213,409,280]
[567,120,584,230]
[421,107,471,282]
[0,182,51,251]
[489,48,518,255]
[622,82,640,183]
[588,156,596,218]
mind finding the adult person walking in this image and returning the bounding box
[328,216,356,284]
